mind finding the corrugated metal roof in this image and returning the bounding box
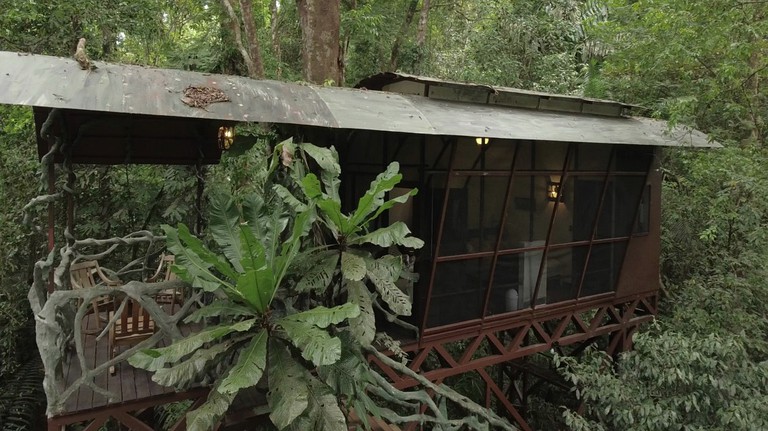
[0,51,718,148]
[356,71,640,117]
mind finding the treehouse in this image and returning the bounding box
[0,52,716,431]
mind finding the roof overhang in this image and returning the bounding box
[0,51,719,164]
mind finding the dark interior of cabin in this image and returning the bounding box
[333,132,655,333]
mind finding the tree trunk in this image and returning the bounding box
[415,0,430,72]
[296,0,342,85]
[220,0,265,79]
[389,0,419,71]
[270,0,282,78]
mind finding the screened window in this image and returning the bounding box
[424,141,654,329]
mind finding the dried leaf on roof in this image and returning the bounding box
[181,85,230,109]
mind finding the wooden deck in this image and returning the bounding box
[51,308,209,430]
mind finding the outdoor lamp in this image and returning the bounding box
[475,137,490,146]
[218,125,235,150]
[547,180,561,202]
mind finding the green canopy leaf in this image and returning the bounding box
[285,303,360,328]
[152,340,235,388]
[351,221,425,249]
[368,257,411,316]
[163,224,229,292]
[279,319,342,366]
[295,251,339,293]
[186,388,236,431]
[341,251,366,281]
[347,280,376,346]
[268,340,310,429]
[350,162,402,227]
[183,301,256,324]
[218,330,268,394]
[237,268,276,313]
[208,191,245,272]
[132,319,256,367]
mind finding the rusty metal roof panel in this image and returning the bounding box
[0,51,336,127]
[357,71,638,116]
[0,52,718,148]
[314,86,437,134]
[404,95,713,147]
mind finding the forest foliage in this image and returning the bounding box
[1,0,768,429]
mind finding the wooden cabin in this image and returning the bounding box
[0,52,716,431]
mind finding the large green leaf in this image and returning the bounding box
[268,340,310,429]
[218,330,268,394]
[132,319,256,367]
[237,267,275,313]
[363,188,418,227]
[367,257,411,316]
[269,340,346,431]
[295,251,339,293]
[163,224,229,292]
[273,184,308,212]
[347,280,376,346]
[183,301,256,324]
[186,388,235,431]
[341,251,366,281]
[275,209,314,283]
[301,143,341,202]
[350,162,402,228]
[208,191,245,272]
[300,173,323,200]
[127,349,171,373]
[300,143,341,176]
[238,225,267,272]
[316,198,353,236]
[176,223,239,280]
[351,221,425,249]
[279,319,342,366]
[152,340,235,388]
[304,377,347,431]
[285,303,360,329]
[243,194,290,264]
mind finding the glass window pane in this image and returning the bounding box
[484,140,517,170]
[486,249,544,315]
[575,144,612,171]
[614,146,653,172]
[550,176,604,244]
[420,173,448,259]
[452,138,517,171]
[580,242,627,297]
[596,176,646,239]
[633,185,650,234]
[500,176,554,250]
[425,136,451,171]
[534,142,569,171]
[544,246,589,304]
[439,176,507,256]
[427,257,492,327]
[514,141,533,170]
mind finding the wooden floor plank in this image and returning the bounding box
[57,307,209,418]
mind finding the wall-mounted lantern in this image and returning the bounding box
[547,179,562,202]
[218,125,235,150]
[475,137,490,146]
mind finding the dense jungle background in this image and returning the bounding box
[1,0,768,429]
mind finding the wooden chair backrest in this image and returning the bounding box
[70,260,120,289]
[116,298,154,339]
[148,254,178,282]
[70,260,99,290]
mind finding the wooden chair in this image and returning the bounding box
[70,260,121,328]
[109,297,155,374]
[147,254,183,312]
